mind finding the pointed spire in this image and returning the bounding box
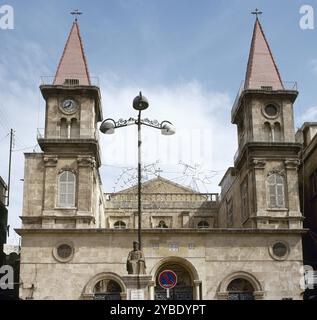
[53,21,90,85]
[244,16,283,90]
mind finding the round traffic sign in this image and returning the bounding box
[158,270,177,289]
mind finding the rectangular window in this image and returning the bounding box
[58,171,76,208]
[227,199,234,228]
[241,178,249,221]
[169,243,179,252]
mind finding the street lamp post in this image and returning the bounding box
[100,92,175,254]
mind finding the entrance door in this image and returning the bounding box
[155,264,194,300]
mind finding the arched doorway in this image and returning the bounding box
[227,278,254,300]
[154,263,194,300]
[94,279,122,300]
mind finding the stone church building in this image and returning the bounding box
[17,16,307,300]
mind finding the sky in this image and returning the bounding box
[0,0,317,244]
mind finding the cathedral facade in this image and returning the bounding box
[17,17,306,300]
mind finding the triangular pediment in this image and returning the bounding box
[115,176,199,194]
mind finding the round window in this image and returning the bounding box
[269,241,289,260]
[272,242,287,257]
[57,244,73,259]
[53,242,74,262]
[264,104,279,118]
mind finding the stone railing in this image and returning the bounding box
[104,192,219,209]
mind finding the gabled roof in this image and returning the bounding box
[244,18,283,90]
[115,176,200,194]
[53,21,91,85]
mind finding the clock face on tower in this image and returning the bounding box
[61,98,78,113]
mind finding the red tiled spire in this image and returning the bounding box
[53,21,90,85]
[244,18,283,90]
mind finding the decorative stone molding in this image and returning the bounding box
[58,166,77,175]
[43,155,58,167]
[77,155,96,168]
[252,159,266,169]
[284,160,300,170]
[267,168,285,177]
[150,256,200,284]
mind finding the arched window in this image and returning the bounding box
[94,279,122,300]
[114,221,126,229]
[263,122,272,142]
[197,220,209,229]
[58,171,76,207]
[70,118,80,138]
[227,278,254,300]
[273,122,282,142]
[60,118,68,138]
[157,220,168,228]
[267,174,285,208]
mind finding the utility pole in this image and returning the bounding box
[6,128,13,207]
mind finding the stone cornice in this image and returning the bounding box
[15,227,308,236]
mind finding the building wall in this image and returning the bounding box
[18,231,304,300]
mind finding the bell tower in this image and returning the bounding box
[231,15,303,229]
[21,18,104,230]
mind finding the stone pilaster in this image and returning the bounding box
[43,155,58,211]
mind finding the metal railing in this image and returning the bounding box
[231,80,298,119]
[40,76,100,87]
[37,128,100,140]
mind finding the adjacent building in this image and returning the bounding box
[16,16,307,300]
[0,176,8,268]
[297,123,317,297]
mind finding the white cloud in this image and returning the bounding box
[300,105,317,122]
[99,79,237,193]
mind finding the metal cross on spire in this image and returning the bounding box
[251,8,262,19]
[70,9,82,22]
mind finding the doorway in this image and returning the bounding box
[155,263,194,300]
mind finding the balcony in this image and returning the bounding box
[231,80,298,121]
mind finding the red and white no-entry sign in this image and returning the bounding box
[158,270,177,290]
